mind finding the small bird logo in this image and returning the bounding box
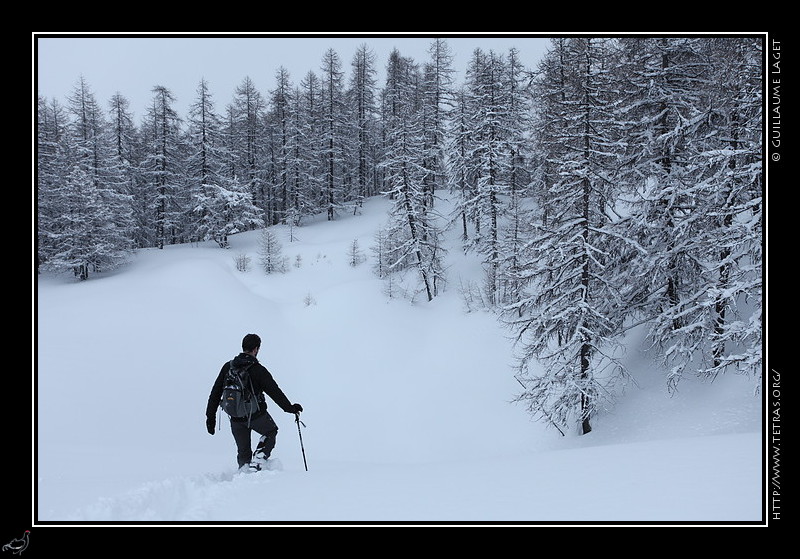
[2,531,29,555]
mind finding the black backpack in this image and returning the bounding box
[220,360,260,420]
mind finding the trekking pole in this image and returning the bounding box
[295,413,308,471]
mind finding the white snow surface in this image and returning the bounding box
[36,196,764,526]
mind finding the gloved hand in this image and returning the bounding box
[206,418,215,435]
[291,403,303,414]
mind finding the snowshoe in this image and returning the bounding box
[238,462,261,474]
[252,451,282,472]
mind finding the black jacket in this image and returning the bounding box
[206,352,294,421]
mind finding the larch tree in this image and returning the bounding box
[37,95,71,272]
[420,38,455,208]
[228,76,268,225]
[267,67,294,225]
[258,228,287,274]
[319,48,347,220]
[617,38,708,336]
[696,37,762,383]
[105,92,138,247]
[45,167,110,279]
[464,48,511,305]
[620,38,763,387]
[506,38,632,435]
[380,48,445,302]
[140,85,184,249]
[285,82,311,225]
[529,38,573,230]
[49,77,132,278]
[614,37,763,391]
[186,78,257,247]
[347,43,379,210]
[445,86,478,243]
[497,47,533,307]
[296,71,325,219]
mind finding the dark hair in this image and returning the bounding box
[242,333,261,352]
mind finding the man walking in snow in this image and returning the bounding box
[206,333,303,472]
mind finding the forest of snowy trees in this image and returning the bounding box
[36,37,763,434]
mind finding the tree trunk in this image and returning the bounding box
[579,41,593,436]
[402,186,433,302]
[714,110,738,370]
[580,341,592,434]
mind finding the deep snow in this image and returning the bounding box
[34,196,764,527]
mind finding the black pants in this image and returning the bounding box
[230,411,279,468]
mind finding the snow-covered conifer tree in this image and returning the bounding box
[105,93,140,248]
[506,38,631,435]
[445,86,478,243]
[37,95,69,272]
[295,71,325,219]
[45,163,131,280]
[186,79,258,247]
[420,38,455,208]
[347,44,379,210]
[266,68,294,226]
[42,77,133,277]
[140,85,184,249]
[228,77,268,225]
[258,228,287,274]
[697,37,763,383]
[496,47,533,306]
[615,37,763,390]
[462,49,513,305]
[320,49,348,220]
[380,49,446,301]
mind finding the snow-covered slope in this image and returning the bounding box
[35,196,763,525]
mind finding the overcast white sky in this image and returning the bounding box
[34,33,553,120]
